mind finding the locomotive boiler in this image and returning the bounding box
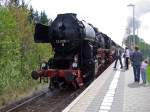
[32,13,114,90]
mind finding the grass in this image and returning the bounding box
[0,80,37,106]
[146,65,150,84]
[0,80,47,107]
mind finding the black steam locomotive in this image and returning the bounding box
[32,13,117,90]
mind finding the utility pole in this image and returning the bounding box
[127,4,135,47]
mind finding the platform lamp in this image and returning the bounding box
[127,3,135,48]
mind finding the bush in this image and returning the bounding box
[146,65,150,83]
[0,6,52,106]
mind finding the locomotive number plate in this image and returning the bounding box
[55,40,69,43]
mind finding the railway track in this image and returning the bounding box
[0,64,108,112]
[0,87,85,112]
[0,88,49,112]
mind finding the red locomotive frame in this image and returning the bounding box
[32,68,84,89]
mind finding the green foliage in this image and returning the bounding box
[0,5,52,105]
[125,35,150,59]
[146,65,150,84]
[40,11,49,25]
[28,5,51,25]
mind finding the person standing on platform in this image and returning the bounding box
[113,47,123,69]
[129,49,134,64]
[141,60,148,84]
[125,47,130,70]
[131,46,143,83]
[123,49,126,68]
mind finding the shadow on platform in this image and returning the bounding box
[113,68,125,72]
[128,82,149,88]
[128,82,140,88]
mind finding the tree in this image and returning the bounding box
[33,10,40,23]
[126,34,150,59]
[39,11,49,25]
[0,3,53,106]
[28,6,34,23]
[8,0,20,6]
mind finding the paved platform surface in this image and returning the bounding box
[63,63,150,112]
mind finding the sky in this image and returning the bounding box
[27,0,150,45]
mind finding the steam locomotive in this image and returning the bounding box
[31,13,118,90]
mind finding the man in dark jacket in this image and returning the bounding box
[113,47,123,69]
[131,46,143,83]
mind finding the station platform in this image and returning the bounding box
[62,63,150,112]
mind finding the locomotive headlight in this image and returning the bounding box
[62,43,64,46]
[102,60,105,64]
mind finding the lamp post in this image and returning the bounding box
[127,4,135,47]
